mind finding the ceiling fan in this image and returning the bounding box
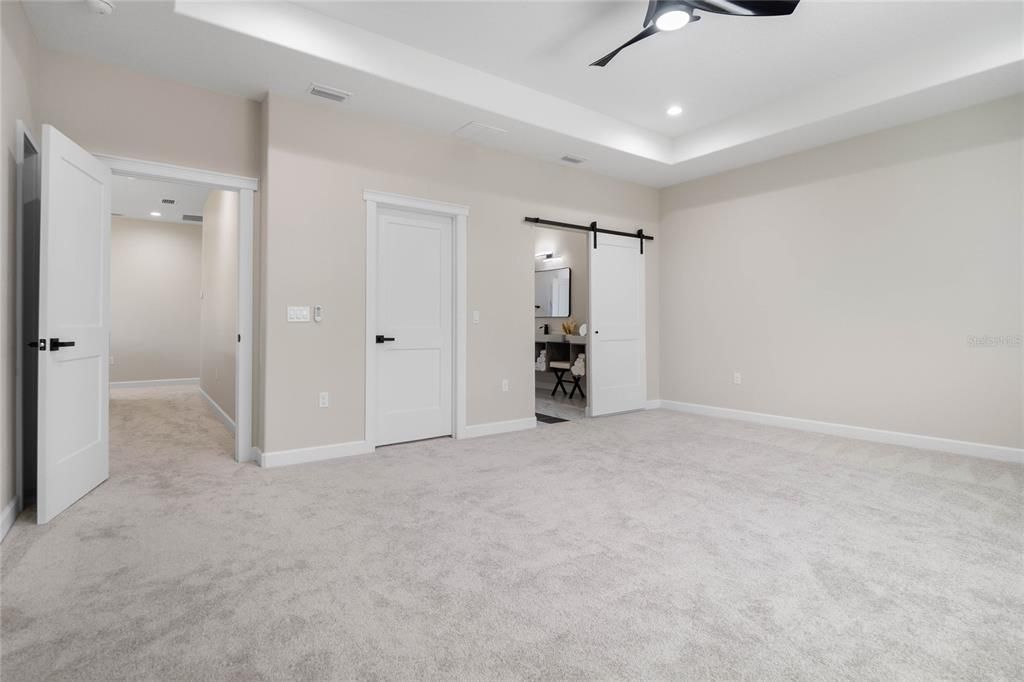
[590,0,800,67]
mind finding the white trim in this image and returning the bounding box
[94,154,258,191]
[110,377,199,389]
[460,417,537,439]
[199,386,236,434]
[363,190,469,449]
[453,213,468,440]
[98,154,256,463]
[259,440,373,468]
[658,400,1024,465]
[645,399,663,410]
[363,190,468,217]
[1,497,20,542]
[235,189,255,462]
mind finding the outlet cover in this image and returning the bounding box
[319,392,329,408]
[733,372,742,385]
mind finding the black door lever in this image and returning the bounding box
[49,338,76,351]
[375,335,396,344]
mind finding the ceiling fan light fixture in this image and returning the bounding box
[655,9,691,31]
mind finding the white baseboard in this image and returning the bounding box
[110,377,199,389]
[259,440,373,468]
[458,417,537,439]
[199,386,236,434]
[646,399,663,410]
[658,400,1023,464]
[1,496,20,542]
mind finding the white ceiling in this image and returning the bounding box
[111,175,209,225]
[23,0,1024,187]
[302,1,1023,137]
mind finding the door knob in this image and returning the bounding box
[49,337,76,351]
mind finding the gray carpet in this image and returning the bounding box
[1,385,1021,680]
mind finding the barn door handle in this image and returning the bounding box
[375,335,396,344]
[49,337,76,351]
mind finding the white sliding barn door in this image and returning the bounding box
[37,125,111,523]
[374,207,453,445]
[589,232,646,416]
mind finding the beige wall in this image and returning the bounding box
[534,225,588,333]
[111,217,201,383]
[659,95,1024,448]
[37,50,261,179]
[200,191,238,421]
[262,94,659,452]
[1,1,39,513]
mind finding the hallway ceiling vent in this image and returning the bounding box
[560,155,586,165]
[452,121,507,143]
[308,83,352,104]
[161,198,176,204]
[182,214,203,223]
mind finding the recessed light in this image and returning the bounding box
[655,9,691,31]
[666,104,684,117]
[149,211,161,217]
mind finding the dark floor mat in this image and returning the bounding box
[536,413,569,424]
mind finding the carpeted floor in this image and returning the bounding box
[1,385,1022,680]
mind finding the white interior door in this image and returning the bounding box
[589,232,646,416]
[375,207,453,445]
[37,125,111,524]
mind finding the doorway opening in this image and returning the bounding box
[108,176,238,462]
[533,225,588,423]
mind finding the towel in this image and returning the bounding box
[571,353,586,377]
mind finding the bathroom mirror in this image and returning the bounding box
[535,267,571,317]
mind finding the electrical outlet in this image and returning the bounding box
[501,379,509,392]
[319,392,329,408]
[733,371,742,385]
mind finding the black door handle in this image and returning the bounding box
[375,335,396,344]
[49,337,76,351]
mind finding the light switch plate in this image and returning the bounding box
[287,306,311,322]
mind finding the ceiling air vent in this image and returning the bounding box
[452,121,507,143]
[308,83,352,104]
[182,214,203,223]
[560,155,586,165]
[161,198,176,204]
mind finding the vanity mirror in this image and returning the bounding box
[535,267,571,317]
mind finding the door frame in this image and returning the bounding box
[95,154,259,463]
[13,121,40,515]
[363,190,468,447]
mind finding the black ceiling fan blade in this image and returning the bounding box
[643,0,659,26]
[590,24,659,67]
[691,0,799,16]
